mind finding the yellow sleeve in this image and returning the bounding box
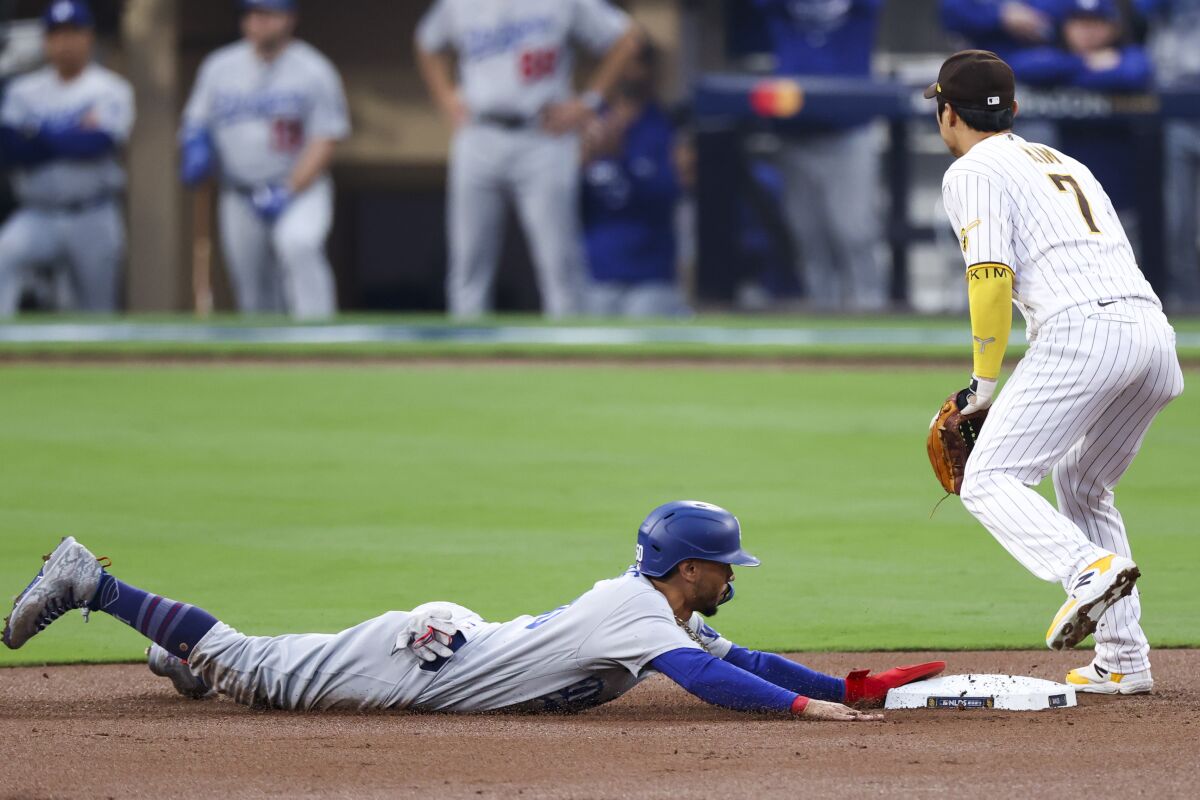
[966,263,1014,381]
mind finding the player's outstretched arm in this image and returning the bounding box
[649,647,882,722]
[722,645,947,708]
[722,645,847,702]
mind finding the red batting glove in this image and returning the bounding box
[844,661,946,706]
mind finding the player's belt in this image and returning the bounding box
[475,113,539,130]
[26,193,115,214]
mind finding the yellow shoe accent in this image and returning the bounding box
[1084,554,1116,575]
[1046,598,1078,640]
[1066,668,1124,686]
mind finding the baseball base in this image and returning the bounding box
[884,674,1077,711]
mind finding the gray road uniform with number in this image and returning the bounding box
[0,64,133,315]
[417,0,632,318]
[187,568,727,712]
[183,40,350,319]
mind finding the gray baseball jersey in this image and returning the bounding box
[182,39,349,319]
[182,40,350,187]
[0,63,134,205]
[188,568,733,713]
[418,0,630,318]
[416,0,630,118]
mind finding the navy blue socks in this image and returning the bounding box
[93,572,219,661]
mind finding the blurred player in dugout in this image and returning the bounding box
[180,0,350,319]
[580,40,690,318]
[415,0,643,319]
[753,0,888,313]
[1140,0,1200,311]
[0,0,133,316]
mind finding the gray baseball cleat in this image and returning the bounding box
[147,644,215,700]
[3,536,105,650]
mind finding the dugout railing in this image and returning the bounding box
[691,74,1200,307]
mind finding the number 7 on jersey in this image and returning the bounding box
[1048,173,1101,234]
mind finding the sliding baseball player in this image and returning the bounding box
[4,501,942,720]
[927,50,1184,693]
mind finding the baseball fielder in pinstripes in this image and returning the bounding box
[927,50,1184,695]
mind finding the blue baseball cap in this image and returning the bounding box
[241,0,298,13]
[43,0,94,30]
[1067,0,1119,20]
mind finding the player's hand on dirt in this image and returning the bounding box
[396,608,462,662]
[1000,2,1053,42]
[799,699,884,722]
[542,98,595,135]
[957,376,997,416]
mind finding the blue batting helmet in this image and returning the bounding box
[43,0,94,30]
[241,0,297,13]
[635,501,761,578]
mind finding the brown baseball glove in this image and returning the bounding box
[927,390,989,495]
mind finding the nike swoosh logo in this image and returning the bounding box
[1098,301,1119,307]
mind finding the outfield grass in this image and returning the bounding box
[1,362,1196,666]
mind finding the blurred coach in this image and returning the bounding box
[580,41,689,317]
[754,0,888,312]
[416,0,642,318]
[180,0,350,319]
[0,0,133,316]
[1140,0,1200,310]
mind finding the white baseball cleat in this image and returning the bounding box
[147,644,215,700]
[1046,554,1140,651]
[1066,662,1153,695]
[3,537,104,650]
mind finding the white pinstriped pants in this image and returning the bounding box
[961,299,1184,673]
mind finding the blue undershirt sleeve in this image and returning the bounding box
[41,128,117,159]
[722,644,846,702]
[0,126,53,166]
[649,647,799,714]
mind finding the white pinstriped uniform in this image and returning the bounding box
[942,133,1184,673]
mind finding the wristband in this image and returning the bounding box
[790,695,810,716]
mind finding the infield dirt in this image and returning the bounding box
[3,649,1197,799]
